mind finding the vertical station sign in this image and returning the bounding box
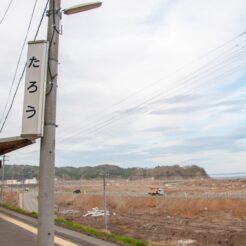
[21,41,49,137]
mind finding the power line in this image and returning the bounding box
[63,55,246,139]
[80,60,246,137]
[59,61,246,154]
[0,0,14,25]
[0,0,38,133]
[34,0,49,41]
[64,30,246,137]
[58,32,246,139]
[0,0,52,134]
[58,39,246,141]
[147,59,246,115]
[59,57,245,139]
[0,65,26,133]
[93,57,246,135]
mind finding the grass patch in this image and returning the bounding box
[55,217,148,246]
[0,203,148,246]
[0,202,38,218]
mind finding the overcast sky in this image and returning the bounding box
[0,0,246,174]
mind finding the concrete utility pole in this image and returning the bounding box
[38,0,61,245]
[103,174,108,230]
[38,1,102,245]
[22,167,25,209]
[1,155,9,202]
[1,155,5,202]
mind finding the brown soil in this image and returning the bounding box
[3,190,19,207]
[55,179,246,246]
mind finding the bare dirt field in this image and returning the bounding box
[2,190,19,207]
[54,178,246,245]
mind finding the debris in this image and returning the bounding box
[83,207,110,217]
[59,209,80,215]
[177,239,197,245]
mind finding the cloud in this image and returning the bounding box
[144,126,192,135]
[150,88,246,115]
[147,131,246,156]
[1,0,246,174]
[56,143,147,166]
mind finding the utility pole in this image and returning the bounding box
[37,1,102,245]
[38,0,61,245]
[103,173,108,230]
[22,168,25,209]
[1,155,9,202]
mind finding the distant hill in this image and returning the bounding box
[2,164,208,180]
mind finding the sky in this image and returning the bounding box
[0,0,246,174]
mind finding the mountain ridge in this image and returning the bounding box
[2,164,208,180]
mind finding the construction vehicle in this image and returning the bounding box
[148,186,165,196]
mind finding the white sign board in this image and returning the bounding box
[21,41,49,137]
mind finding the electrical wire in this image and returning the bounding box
[148,61,246,115]
[80,58,246,136]
[60,59,246,143]
[60,51,246,140]
[101,55,246,130]
[58,38,246,141]
[58,32,246,139]
[0,0,60,133]
[0,0,38,133]
[33,0,49,41]
[58,57,243,139]
[0,0,14,25]
[0,64,26,133]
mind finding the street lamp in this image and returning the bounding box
[63,1,102,15]
[38,1,102,246]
